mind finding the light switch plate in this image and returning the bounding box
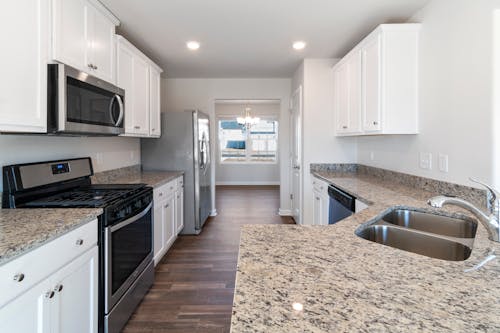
[439,154,449,173]
[419,152,432,170]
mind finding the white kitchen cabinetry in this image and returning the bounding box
[0,0,49,133]
[149,64,162,137]
[334,51,362,135]
[153,176,184,265]
[312,177,330,226]
[52,0,118,83]
[116,35,163,138]
[175,178,185,234]
[333,24,421,136]
[0,220,98,333]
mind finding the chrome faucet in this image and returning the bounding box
[428,179,500,242]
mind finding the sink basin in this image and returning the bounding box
[381,209,477,238]
[357,225,472,261]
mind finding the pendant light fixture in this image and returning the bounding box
[237,107,260,129]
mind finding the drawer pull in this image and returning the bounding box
[134,125,141,129]
[76,239,84,246]
[13,273,25,282]
[54,284,64,293]
[159,193,163,197]
[164,204,169,208]
[46,290,55,299]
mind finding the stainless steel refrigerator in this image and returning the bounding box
[141,110,212,235]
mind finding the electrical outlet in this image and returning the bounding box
[370,151,375,161]
[419,152,432,170]
[439,154,449,173]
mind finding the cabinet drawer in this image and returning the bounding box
[177,176,184,189]
[0,219,97,308]
[153,180,177,203]
[312,177,328,194]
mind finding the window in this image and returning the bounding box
[219,118,278,164]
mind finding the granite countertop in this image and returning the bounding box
[92,170,184,188]
[231,171,500,332]
[0,208,102,266]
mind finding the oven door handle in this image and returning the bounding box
[109,202,153,233]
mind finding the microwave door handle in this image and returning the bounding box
[109,95,124,127]
[115,95,124,126]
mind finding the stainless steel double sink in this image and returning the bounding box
[355,208,478,261]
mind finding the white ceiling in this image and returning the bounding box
[100,0,430,78]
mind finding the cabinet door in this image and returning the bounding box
[50,247,98,333]
[0,0,48,133]
[163,195,176,249]
[312,191,321,226]
[153,203,165,265]
[175,189,184,234]
[86,4,115,83]
[334,62,350,133]
[0,277,51,333]
[132,55,150,135]
[362,34,382,132]
[320,194,330,226]
[117,40,135,134]
[52,0,87,71]
[149,65,161,137]
[347,52,362,133]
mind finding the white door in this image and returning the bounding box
[149,66,161,137]
[362,34,382,132]
[0,278,52,333]
[0,0,49,133]
[175,189,184,234]
[153,203,165,265]
[52,0,87,71]
[290,86,302,224]
[50,247,98,333]
[163,195,176,248]
[86,4,115,83]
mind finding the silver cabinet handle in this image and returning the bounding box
[76,239,84,246]
[88,63,93,69]
[93,65,98,70]
[134,126,141,129]
[54,284,63,293]
[373,121,378,125]
[164,204,169,208]
[13,273,25,282]
[170,186,174,190]
[46,290,55,299]
[342,126,348,129]
[177,195,180,199]
[316,197,320,201]
[159,193,163,197]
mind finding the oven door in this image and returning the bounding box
[104,202,153,313]
[49,64,125,135]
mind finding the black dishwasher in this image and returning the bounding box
[328,185,356,224]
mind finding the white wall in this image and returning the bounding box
[0,135,140,190]
[215,102,280,185]
[292,59,358,224]
[163,78,292,212]
[357,0,498,188]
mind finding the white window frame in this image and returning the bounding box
[217,116,279,165]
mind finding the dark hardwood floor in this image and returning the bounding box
[122,185,294,333]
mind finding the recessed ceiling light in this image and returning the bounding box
[293,41,306,50]
[187,41,200,50]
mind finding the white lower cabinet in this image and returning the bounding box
[312,177,330,226]
[153,176,184,265]
[0,220,98,333]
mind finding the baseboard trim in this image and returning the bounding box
[210,209,218,217]
[278,209,292,216]
[216,181,280,186]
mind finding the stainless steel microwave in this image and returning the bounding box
[47,64,125,135]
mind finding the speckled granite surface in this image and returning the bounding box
[92,165,183,188]
[0,208,102,265]
[231,171,500,332]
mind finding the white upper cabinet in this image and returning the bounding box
[333,24,421,136]
[52,0,119,83]
[116,35,163,138]
[334,51,362,135]
[149,64,162,137]
[0,0,49,133]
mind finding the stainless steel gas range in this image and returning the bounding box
[2,157,154,333]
